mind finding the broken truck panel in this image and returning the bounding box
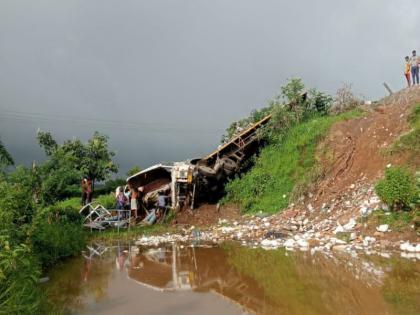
[127,163,173,193]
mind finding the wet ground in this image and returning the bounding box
[45,242,420,315]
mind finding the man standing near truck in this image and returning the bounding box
[130,185,138,221]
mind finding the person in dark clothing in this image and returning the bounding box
[156,191,168,220]
[410,50,420,85]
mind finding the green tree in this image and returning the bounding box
[38,150,82,205]
[279,77,305,105]
[0,170,36,243]
[80,132,118,191]
[37,130,118,197]
[36,130,58,156]
[0,139,14,170]
[126,165,142,177]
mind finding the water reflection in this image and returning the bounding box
[46,242,420,315]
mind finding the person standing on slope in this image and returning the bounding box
[404,56,411,87]
[410,50,419,85]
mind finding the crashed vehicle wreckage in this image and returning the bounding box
[81,93,309,228]
[126,113,273,214]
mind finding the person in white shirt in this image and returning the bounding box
[410,50,420,85]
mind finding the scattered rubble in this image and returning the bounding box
[134,183,418,261]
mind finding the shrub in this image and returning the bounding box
[54,197,82,212]
[0,237,41,314]
[30,206,85,269]
[329,83,362,115]
[375,167,419,211]
[95,193,116,209]
[0,176,36,244]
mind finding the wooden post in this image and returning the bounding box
[383,82,393,95]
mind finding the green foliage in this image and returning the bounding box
[390,104,420,155]
[369,209,420,232]
[0,237,41,314]
[221,78,333,145]
[36,130,58,156]
[31,206,85,269]
[95,193,116,209]
[0,172,37,243]
[308,88,333,115]
[54,197,82,212]
[280,77,305,104]
[375,167,419,211]
[126,166,141,177]
[224,110,363,213]
[0,139,14,170]
[38,150,82,205]
[82,132,118,186]
[37,130,118,200]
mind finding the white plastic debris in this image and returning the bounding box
[297,239,309,248]
[343,218,357,231]
[376,224,389,232]
[333,224,344,234]
[284,239,296,248]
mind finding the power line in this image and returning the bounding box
[0,110,222,134]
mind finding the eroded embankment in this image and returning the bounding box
[162,87,420,258]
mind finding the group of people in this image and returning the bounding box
[115,185,140,219]
[404,50,420,87]
[115,184,168,224]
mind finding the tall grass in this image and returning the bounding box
[224,110,363,214]
[390,104,420,157]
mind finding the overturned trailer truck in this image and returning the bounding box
[126,114,272,212]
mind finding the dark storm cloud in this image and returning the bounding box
[1,0,419,175]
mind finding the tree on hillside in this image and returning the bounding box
[36,130,58,156]
[37,130,118,197]
[0,139,14,168]
[279,77,305,105]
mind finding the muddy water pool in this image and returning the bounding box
[45,242,420,315]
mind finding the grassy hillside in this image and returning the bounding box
[390,104,420,157]
[224,110,363,214]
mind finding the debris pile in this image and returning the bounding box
[135,180,419,260]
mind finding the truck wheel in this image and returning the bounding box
[214,159,224,172]
[197,165,217,177]
[221,157,237,172]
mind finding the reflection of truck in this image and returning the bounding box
[127,114,272,212]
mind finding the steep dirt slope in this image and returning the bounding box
[313,87,420,209]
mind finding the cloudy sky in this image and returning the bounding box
[1,0,419,176]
